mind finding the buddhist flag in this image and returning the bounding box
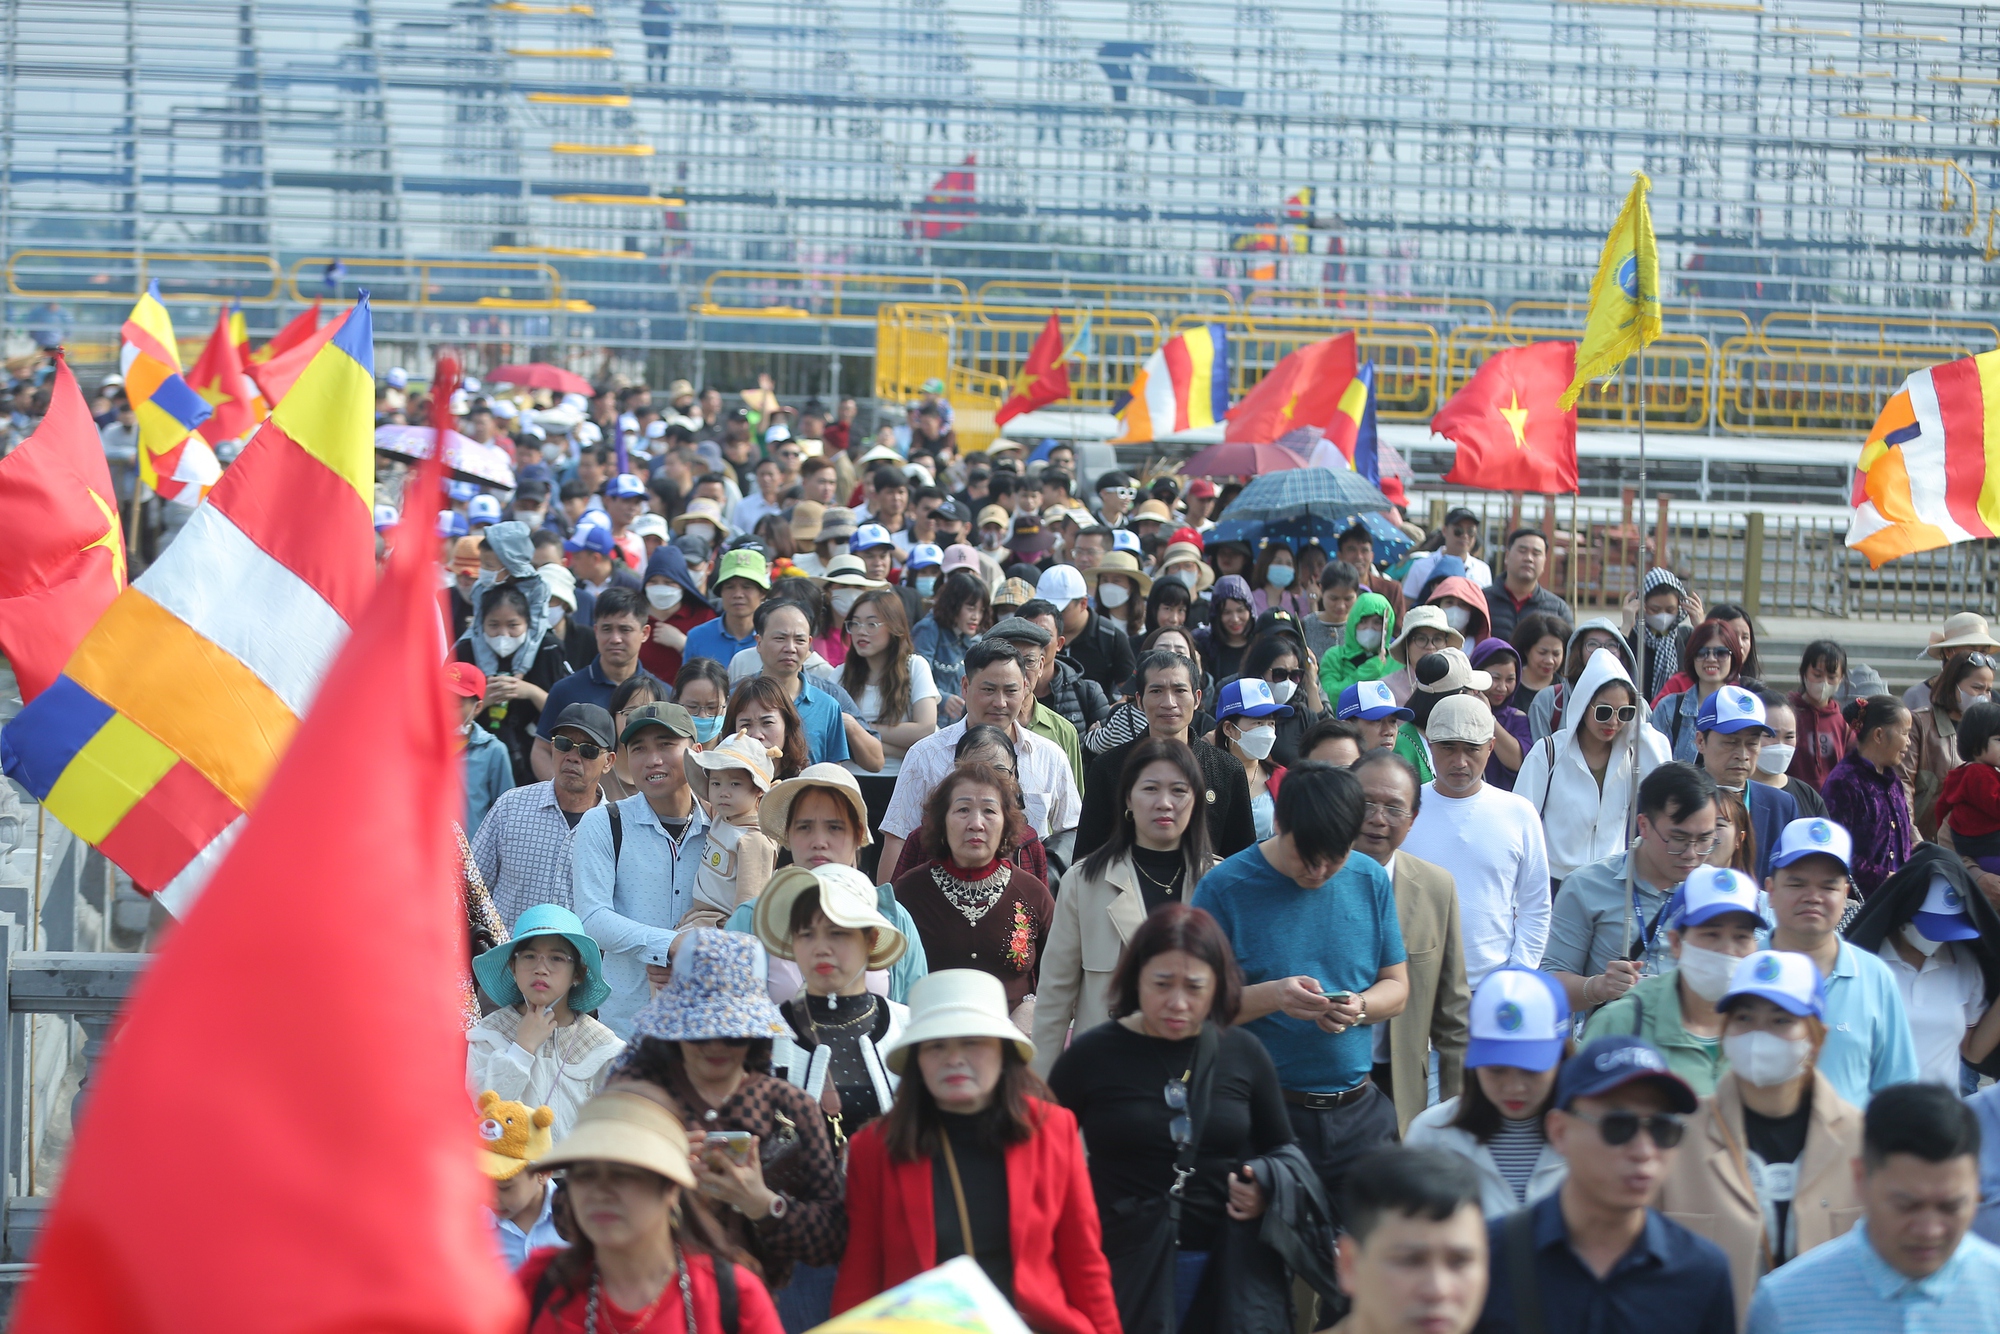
[1223,333,1356,444]
[1435,342,1580,494]
[1112,324,1230,444]
[1,297,380,910]
[1560,173,1662,411]
[185,304,266,446]
[119,282,221,506]
[1847,350,2000,567]
[995,313,1073,427]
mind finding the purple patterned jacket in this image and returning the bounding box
[1819,750,1914,897]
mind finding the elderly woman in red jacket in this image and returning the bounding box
[832,969,1122,1334]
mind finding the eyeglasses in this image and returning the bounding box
[1265,668,1304,683]
[1656,828,1722,855]
[1694,646,1733,662]
[1591,704,1639,724]
[1164,1077,1193,1148]
[1363,800,1412,822]
[550,735,606,759]
[514,949,576,969]
[1566,1107,1686,1149]
[846,617,887,634]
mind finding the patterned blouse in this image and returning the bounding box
[894,859,1054,1010]
[1820,750,1913,898]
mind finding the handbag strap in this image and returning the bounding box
[1169,1023,1223,1221]
[938,1131,980,1267]
[1504,1207,1547,1334]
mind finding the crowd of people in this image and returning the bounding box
[278,372,2000,1333]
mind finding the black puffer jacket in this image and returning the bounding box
[1042,654,1112,737]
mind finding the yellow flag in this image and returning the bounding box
[1559,172,1661,410]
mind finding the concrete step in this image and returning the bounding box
[1755,616,1936,694]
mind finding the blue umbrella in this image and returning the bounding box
[1220,467,1394,521]
[1209,511,1413,563]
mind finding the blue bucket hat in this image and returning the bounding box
[473,904,612,1015]
[629,931,790,1043]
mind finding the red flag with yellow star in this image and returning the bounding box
[0,355,127,702]
[1435,341,1579,494]
[1224,332,1356,443]
[995,312,1073,428]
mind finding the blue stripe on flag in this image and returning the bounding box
[147,371,214,432]
[0,677,118,799]
[1206,324,1230,423]
[330,293,376,376]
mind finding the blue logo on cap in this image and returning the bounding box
[1945,885,1964,909]
[1754,956,1782,982]
[1809,821,1833,845]
[1708,868,1733,890]
[1495,1001,1524,1033]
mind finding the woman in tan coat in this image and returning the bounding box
[1031,737,1214,1074]
[1903,650,1996,836]
[1657,949,1865,1325]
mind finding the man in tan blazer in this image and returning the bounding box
[1353,750,1470,1134]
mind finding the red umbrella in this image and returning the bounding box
[486,362,595,397]
[1178,440,1308,478]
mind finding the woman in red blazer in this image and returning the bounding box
[832,969,1122,1334]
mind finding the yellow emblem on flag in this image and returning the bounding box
[1559,172,1662,411]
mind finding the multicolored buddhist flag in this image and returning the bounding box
[185,304,267,446]
[1847,350,2000,567]
[1560,173,1662,411]
[1,297,379,913]
[1111,324,1230,444]
[120,282,221,506]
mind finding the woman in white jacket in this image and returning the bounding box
[1513,646,1672,883]
[1406,967,1571,1218]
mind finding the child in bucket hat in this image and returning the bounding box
[466,904,627,1141]
[679,730,782,932]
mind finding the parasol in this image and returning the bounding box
[373,424,516,489]
[486,363,595,397]
[1176,440,1308,478]
[1217,467,1395,522]
[1210,510,1414,563]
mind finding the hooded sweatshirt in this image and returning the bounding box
[1787,686,1855,792]
[1425,576,1492,645]
[457,521,553,677]
[636,544,719,684]
[1528,616,1633,742]
[1513,648,1673,878]
[1319,591,1398,699]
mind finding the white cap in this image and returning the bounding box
[1112,529,1142,554]
[1036,564,1087,608]
[1466,968,1568,1072]
[1677,866,1764,928]
[1769,817,1852,872]
[462,374,482,393]
[1719,950,1825,1018]
[385,367,408,388]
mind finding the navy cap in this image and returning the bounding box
[515,462,554,485]
[1554,1036,1699,1114]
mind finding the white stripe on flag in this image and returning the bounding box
[134,503,352,716]
[1141,346,1178,432]
[154,816,245,920]
[1901,369,1977,544]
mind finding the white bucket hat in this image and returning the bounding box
[754,863,907,970]
[1388,604,1465,662]
[683,728,780,794]
[881,969,1035,1075]
[758,762,874,846]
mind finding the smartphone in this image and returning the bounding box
[1327,991,1355,1007]
[706,1130,753,1167]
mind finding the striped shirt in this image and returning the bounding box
[1486,1118,1545,1207]
[1746,1221,2000,1334]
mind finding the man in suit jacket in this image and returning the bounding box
[1354,748,1470,1134]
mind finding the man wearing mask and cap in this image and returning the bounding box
[1696,686,1796,886]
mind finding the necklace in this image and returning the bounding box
[584,1261,694,1334]
[932,860,1012,924]
[802,993,879,1043]
[1133,856,1184,899]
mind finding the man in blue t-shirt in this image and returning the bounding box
[1193,760,1408,1224]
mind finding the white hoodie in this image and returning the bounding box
[1513,647,1672,878]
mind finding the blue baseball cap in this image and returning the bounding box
[1217,677,1294,721]
[607,472,647,500]
[1338,680,1414,722]
[515,462,554,485]
[1466,967,1569,1072]
[564,524,615,556]
[466,494,502,524]
[374,504,400,532]
[447,479,480,503]
[1717,949,1825,1018]
[905,543,944,570]
[1554,1036,1698,1113]
[850,523,896,552]
[436,510,468,539]
[1769,817,1852,872]
[1696,684,1773,735]
[1911,873,1982,942]
[1677,866,1764,928]
[1112,529,1143,555]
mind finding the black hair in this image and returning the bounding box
[1510,610,1574,666]
[1241,633,1303,682]
[1145,576,1194,632]
[1269,761,1365,868]
[1637,760,1716,824]
[1095,470,1134,492]
[558,480,591,502]
[870,465,907,492]
[674,656,730,703]
[1041,471,1073,496]
[929,568,990,638]
[530,527,565,552]
[1076,738,1214,891]
[1704,602,1762,679]
[1016,598,1061,624]
[954,724,1016,764]
[1320,561,1361,593]
[1843,694,1910,745]
[1957,700,2000,764]
[1341,1147,1485,1245]
[609,673,664,713]
[478,583,532,625]
[695,471,729,490]
[1351,747,1423,818]
[1134,647,1199,695]
[960,637,1024,680]
[593,585,647,625]
[1799,639,1847,683]
[1503,527,1546,552]
[986,472,1017,501]
[1862,1082,1981,1171]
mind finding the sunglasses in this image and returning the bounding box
[1164,1077,1193,1149]
[1567,1107,1685,1149]
[550,735,606,759]
[1265,668,1305,683]
[1694,646,1733,661]
[1591,704,1639,724]
[1108,486,1137,501]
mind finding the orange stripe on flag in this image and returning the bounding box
[63,589,298,811]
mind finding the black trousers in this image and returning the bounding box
[1280,1081,1400,1232]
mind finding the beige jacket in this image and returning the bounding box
[1656,1069,1866,1325]
[1383,851,1471,1134]
[1900,705,1960,838]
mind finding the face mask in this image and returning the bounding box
[1171,568,1198,589]
[515,508,547,529]
[485,632,526,658]
[1804,679,1834,704]
[1099,583,1131,609]
[916,575,938,597]
[1356,627,1383,650]
[1266,564,1295,590]
[1676,944,1741,1002]
[1722,1030,1812,1088]
[1961,687,1990,712]
[1756,742,1795,775]
[1269,680,1298,705]
[646,584,682,612]
[690,714,725,744]
[831,589,863,619]
[980,532,1004,550]
[1235,724,1278,760]
[686,523,716,544]
[1902,921,1945,957]
[1441,606,1471,632]
[1646,611,1677,635]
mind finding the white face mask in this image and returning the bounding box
[1722,1030,1812,1088]
[1902,921,1946,957]
[646,584,682,612]
[485,631,526,658]
[1804,679,1835,704]
[1646,611,1677,635]
[1235,724,1278,760]
[1676,944,1742,1002]
[1269,680,1297,705]
[1356,627,1383,650]
[831,588,863,619]
[686,523,717,544]
[1171,568,1199,589]
[1441,606,1471,632]
[1756,742,1795,775]
[1961,687,1990,712]
[1099,583,1131,609]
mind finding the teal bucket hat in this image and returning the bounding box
[473,904,612,1015]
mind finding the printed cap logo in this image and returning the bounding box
[1944,885,1964,909]
[1809,821,1833,845]
[1754,956,1783,982]
[1495,1001,1525,1033]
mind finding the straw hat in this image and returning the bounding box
[683,728,780,796]
[1923,611,2000,659]
[818,554,889,590]
[881,970,1035,1075]
[476,1090,555,1181]
[754,864,907,970]
[628,931,790,1043]
[1157,541,1214,591]
[1081,549,1153,596]
[1129,499,1174,525]
[472,904,613,1015]
[816,507,859,544]
[1387,604,1465,662]
[758,762,874,846]
[672,498,728,534]
[534,1090,697,1189]
[788,500,827,543]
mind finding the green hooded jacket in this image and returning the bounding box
[1319,591,1398,699]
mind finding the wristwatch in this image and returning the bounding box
[1356,994,1369,1023]
[764,1192,789,1220]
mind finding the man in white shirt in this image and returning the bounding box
[1401,507,1494,599]
[1404,694,1551,986]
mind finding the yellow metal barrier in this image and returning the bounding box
[1717,333,1987,436]
[5,249,282,303]
[1446,325,1714,431]
[1175,313,1444,421]
[1252,290,1499,328]
[700,270,970,321]
[1506,300,1752,341]
[1757,311,2000,351]
[975,279,1239,318]
[966,306,1164,408]
[285,257,565,309]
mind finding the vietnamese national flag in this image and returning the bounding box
[0,356,126,703]
[1223,332,1357,442]
[247,304,350,407]
[1435,341,1580,494]
[185,306,264,445]
[995,312,1072,427]
[9,449,520,1334]
[249,299,322,364]
[908,155,976,240]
